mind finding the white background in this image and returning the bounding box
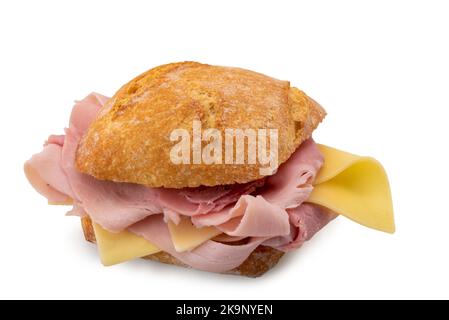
[1,0,448,300]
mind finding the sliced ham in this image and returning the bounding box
[129,215,266,273]
[24,143,74,204]
[148,179,265,218]
[207,195,290,237]
[45,135,65,147]
[70,93,109,133]
[178,179,265,215]
[261,139,322,209]
[263,204,337,251]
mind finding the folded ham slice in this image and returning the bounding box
[130,215,266,273]
[24,93,336,272]
[212,195,290,237]
[24,143,73,204]
[263,204,337,250]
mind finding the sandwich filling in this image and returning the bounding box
[25,93,394,273]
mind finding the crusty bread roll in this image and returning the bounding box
[81,217,284,277]
[76,62,325,188]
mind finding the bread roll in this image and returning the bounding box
[76,62,325,188]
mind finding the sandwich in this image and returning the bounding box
[24,62,394,277]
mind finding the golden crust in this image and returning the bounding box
[76,62,325,188]
[81,217,284,277]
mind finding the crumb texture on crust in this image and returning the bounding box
[76,61,326,188]
[81,217,284,277]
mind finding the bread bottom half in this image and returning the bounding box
[81,217,284,277]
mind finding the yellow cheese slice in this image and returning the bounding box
[168,218,222,252]
[92,218,221,265]
[308,144,395,233]
[92,222,160,266]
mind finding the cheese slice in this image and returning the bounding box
[92,219,222,265]
[308,144,395,233]
[92,222,160,266]
[168,218,222,252]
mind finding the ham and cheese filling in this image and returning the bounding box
[25,93,336,272]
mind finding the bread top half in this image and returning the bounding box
[75,62,326,188]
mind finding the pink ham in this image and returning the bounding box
[129,215,266,273]
[178,179,265,215]
[148,179,265,219]
[261,139,322,209]
[70,93,109,133]
[205,195,290,237]
[25,93,108,205]
[45,135,65,147]
[263,204,337,251]
[24,143,74,204]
